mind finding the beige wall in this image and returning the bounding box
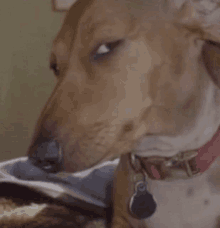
[0,1,65,161]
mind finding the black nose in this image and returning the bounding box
[29,138,63,173]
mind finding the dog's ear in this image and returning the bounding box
[172,0,220,88]
[173,0,220,43]
[202,40,220,88]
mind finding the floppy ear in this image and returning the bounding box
[202,40,220,88]
[190,0,220,88]
[170,0,220,87]
[170,0,220,42]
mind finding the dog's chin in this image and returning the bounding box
[65,125,220,173]
[133,126,220,160]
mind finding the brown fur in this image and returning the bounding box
[0,198,108,228]
[0,183,109,227]
[1,0,220,227]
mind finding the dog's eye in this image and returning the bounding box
[93,40,121,60]
[50,53,60,77]
[50,62,60,76]
[97,44,111,54]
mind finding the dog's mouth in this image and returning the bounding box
[29,124,220,178]
[131,126,220,180]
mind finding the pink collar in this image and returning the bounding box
[136,128,220,180]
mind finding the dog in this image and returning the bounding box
[1,0,220,227]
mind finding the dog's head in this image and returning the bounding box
[27,0,220,173]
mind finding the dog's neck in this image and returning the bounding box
[131,148,218,181]
[131,126,220,180]
[143,151,200,180]
[130,151,199,180]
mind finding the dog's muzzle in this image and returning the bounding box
[29,140,63,173]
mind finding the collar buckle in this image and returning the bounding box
[131,150,201,180]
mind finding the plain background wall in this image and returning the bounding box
[0,1,65,161]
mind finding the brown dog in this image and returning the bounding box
[1,0,220,227]
[28,0,220,172]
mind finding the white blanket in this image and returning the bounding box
[0,157,119,208]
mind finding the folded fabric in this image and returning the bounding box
[0,157,119,208]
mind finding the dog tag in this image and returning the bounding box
[129,181,157,219]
